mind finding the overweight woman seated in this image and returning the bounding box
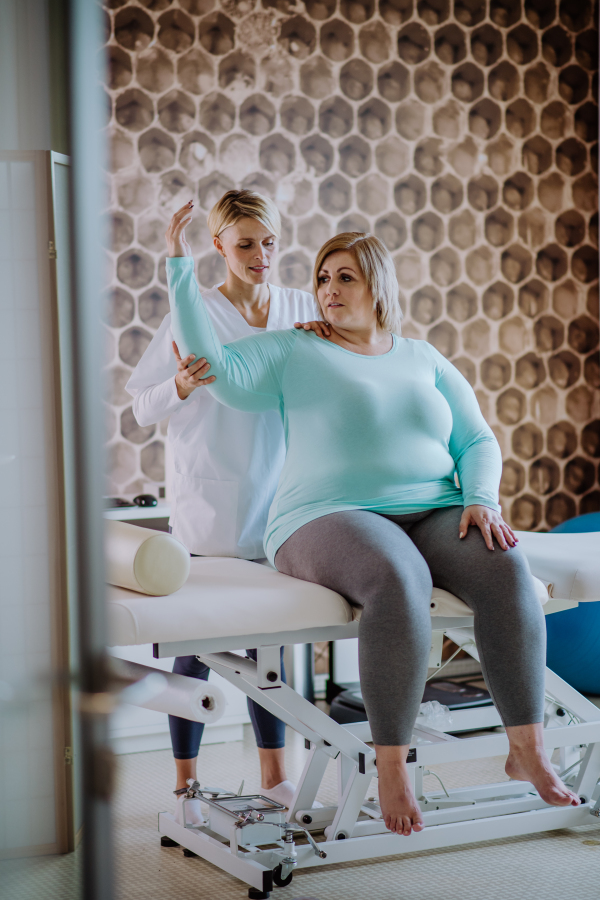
[166,201,580,836]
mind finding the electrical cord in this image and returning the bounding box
[423,769,450,798]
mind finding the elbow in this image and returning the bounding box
[130,398,153,428]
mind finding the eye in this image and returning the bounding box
[341,274,352,282]
[240,243,251,249]
[317,275,328,284]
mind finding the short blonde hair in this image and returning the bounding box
[313,232,403,334]
[207,189,281,239]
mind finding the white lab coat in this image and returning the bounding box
[126,282,316,558]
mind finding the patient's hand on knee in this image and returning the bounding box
[459,505,517,551]
[375,745,424,836]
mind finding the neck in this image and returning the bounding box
[326,322,393,356]
[219,271,270,310]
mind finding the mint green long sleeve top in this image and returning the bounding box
[167,257,502,565]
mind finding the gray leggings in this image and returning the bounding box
[275,506,546,745]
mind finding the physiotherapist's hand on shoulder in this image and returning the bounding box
[166,201,194,258]
[173,341,215,400]
[294,320,331,338]
[459,504,518,551]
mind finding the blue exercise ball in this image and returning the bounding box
[545,513,600,695]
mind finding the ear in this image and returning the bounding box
[213,235,225,257]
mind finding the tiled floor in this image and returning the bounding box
[2,723,600,900]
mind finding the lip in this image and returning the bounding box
[249,265,268,272]
[328,302,343,307]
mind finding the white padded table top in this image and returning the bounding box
[514,531,599,602]
[108,557,353,647]
[107,550,552,648]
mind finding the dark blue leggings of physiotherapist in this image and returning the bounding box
[169,649,287,758]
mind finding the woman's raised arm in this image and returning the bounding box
[166,257,294,413]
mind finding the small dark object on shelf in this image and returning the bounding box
[182,847,198,857]
[133,493,158,507]
[104,497,135,509]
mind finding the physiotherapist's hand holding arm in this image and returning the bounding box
[165,204,217,399]
[173,340,215,400]
[165,204,294,414]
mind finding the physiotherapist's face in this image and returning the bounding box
[316,250,376,331]
[214,217,279,285]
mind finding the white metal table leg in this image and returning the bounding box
[328,762,373,840]
[573,742,600,801]
[287,744,330,823]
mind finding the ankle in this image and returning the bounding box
[261,776,287,790]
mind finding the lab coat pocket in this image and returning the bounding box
[172,474,239,557]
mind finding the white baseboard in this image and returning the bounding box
[111,721,245,755]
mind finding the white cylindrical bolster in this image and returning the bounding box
[105,519,190,596]
[114,659,227,724]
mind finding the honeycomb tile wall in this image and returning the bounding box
[102,0,599,530]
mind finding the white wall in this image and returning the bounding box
[0,156,58,853]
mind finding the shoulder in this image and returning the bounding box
[270,285,318,328]
[396,336,437,360]
[396,337,452,375]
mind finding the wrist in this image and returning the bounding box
[175,375,193,400]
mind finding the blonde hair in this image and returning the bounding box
[313,232,403,334]
[207,189,281,240]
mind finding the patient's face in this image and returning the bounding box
[316,250,377,332]
[214,217,278,286]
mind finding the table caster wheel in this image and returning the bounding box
[160,836,179,847]
[182,848,198,857]
[272,865,293,887]
[248,889,270,899]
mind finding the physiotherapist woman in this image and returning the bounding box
[126,190,321,826]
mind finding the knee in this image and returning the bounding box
[366,553,432,605]
[491,545,532,586]
[472,545,541,615]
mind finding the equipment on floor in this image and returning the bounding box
[106,522,600,899]
[329,678,492,726]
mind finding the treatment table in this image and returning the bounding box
[107,527,600,898]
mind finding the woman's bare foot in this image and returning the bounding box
[505,724,580,807]
[375,745,425,836]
